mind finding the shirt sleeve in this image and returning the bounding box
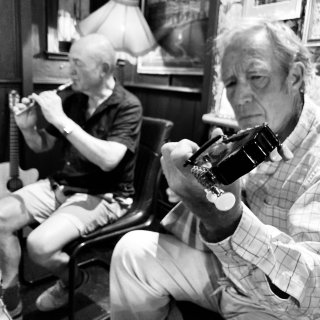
[107,101,142,153]
[45,123,62,138]
[200,182,320,314]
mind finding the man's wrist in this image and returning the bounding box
[56,119,76,137]
[199,204,243,243]
[20,125,38,135]
[62,121,75,136]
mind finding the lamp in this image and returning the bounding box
[77,0,157,71]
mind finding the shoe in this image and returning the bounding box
[36,270,89,312]
[0,298,13,320]
[36,280,68,312]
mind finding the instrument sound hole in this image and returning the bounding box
[7,178,23,192]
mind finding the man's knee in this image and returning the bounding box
[0,197,23,233]
[0,210,11,233]
[26,231,50,264]
[112,230,158,271]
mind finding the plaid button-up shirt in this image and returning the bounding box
[162,96,320,319]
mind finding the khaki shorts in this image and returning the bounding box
[13,179,131,235]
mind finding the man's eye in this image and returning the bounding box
[225,80,236,88]
[250,75,268,87]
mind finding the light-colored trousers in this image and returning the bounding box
[110,230,279,320]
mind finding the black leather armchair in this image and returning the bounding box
[64,116,173,319]
[18,116,173,320]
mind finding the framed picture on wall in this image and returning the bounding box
[137,0,210,75]
[302,0,320,46]
[242,0,302,20]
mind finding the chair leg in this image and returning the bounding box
[19,261,55,286]
[67,256,110,320]
[68,256,76,320]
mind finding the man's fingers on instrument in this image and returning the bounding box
[160,155,168,168]
[161,142,178,157]
[269,144,293,162]
[277,144,293,161]
[170,140,198,166]
[269,149,281,162]
[30,93,43,106]
[13,103,28,115]
[21,97,30,104]
[161,140,195,161]
[160,156,167,174]
[210,127,224,139]
[38,90,60,102]
[175,139,199,155]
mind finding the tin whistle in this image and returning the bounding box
[15,80,73,116]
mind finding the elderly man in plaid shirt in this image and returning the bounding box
[109,18,320,320]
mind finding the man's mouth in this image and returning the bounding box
[238,115,264,128]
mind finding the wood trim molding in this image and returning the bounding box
[44,51,69,61]
[0,79,22,84]
[124,82,201,94]
[202,113,239,130]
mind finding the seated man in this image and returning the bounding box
[0,33,142,319]
[109,19,320,320]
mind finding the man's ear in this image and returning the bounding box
[102,62,110,76]
[288,61,305,92]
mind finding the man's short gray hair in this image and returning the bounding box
[216,18,314,88]
[81,33,117,74]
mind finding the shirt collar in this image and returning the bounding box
[94,81,124,114]
[283,95,317,153]
[252,95,318,174]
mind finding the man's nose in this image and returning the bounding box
[68,64,77,76]
[69,69,76,76]
[234,82,253,106]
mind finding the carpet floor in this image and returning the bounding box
[19,246,112,320]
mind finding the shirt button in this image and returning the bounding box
[264,198,272,205]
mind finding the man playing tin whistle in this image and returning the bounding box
[0,33,142,319]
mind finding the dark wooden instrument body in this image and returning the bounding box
[187,123,280,186]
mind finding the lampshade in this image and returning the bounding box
[77,0,157,61]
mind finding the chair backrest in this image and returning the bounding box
[63,116,173,320]
[132,116,174,215]
[74,116,174,240]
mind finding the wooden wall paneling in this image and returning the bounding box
[18,0,39,171]
[171,75,203,89]
[0,0,21,80]
[21,0,68,176]
[124,63,170,86]
[200,0,220,130]
[123,86,206,218]
[124,85,205,143]
[0,0,22,163]
[0,88,9,162]
[156,94,200,142]
[19,0,33,97]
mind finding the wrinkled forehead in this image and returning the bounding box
[221,29,277,78]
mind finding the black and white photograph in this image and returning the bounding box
[6,1,320,320]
